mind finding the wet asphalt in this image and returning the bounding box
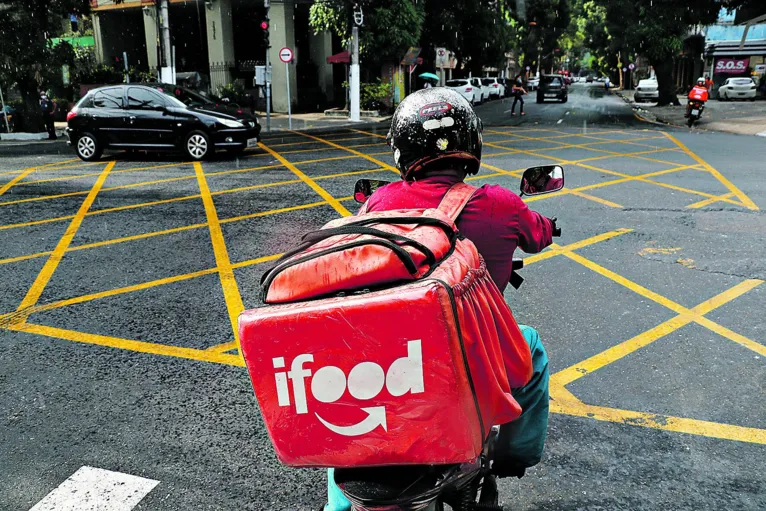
[1,83,764,510]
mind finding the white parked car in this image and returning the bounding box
[634,79,659,102]
[470,77,490,103]
[527,75,540,91]
[718,77,757,101]
[482,77,505,98]
[446,79,482,105]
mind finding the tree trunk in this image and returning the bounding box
[17,77,44,133]
[652,57,680,106]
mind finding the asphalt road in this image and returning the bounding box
[1,83,765,510]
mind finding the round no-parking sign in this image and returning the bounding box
[279,47,293,63]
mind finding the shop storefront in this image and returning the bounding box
[705,40,766,97]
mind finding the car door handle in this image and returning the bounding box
[128,116,136,124]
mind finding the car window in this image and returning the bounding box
[127,87,166,109]
[542,76,562,86]
[92,87,123,108]
[732,78,753,85]
[75,95,94,108]
[482,78,494,85]
[446,80,468,87]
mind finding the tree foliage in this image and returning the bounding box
[309,0,524,75]
[0,0,91,130]
[571,0,763,105]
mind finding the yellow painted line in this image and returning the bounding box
[524,165,697,203]
[8,322,244,367]
[550,394,766,445]
[562,249,691,315]
[259,141,352,217]
[571,161,744,207]
[697,316,766,357]
[0,158,82,177]
[523,228,633,266]
[0,166,41,196]
[205,340,239,353]
[552,315,694,387]
[552,278,763,387]
[663,132,758,211]
[14,162,115,318]
[569,190,623,208]
[687,192,736,209]
[231,252,284,269]
[351,129,386,139]
[288,130,399,175]
[194,162,246,357]
[33,268,220,316]
[480,162,523,177]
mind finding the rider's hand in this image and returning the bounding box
[549,216,562,237]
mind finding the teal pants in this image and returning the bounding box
[325,325,550,511]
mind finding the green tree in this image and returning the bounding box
[309,0,425,70]
[0,0,91,131]
[579,0,760,106]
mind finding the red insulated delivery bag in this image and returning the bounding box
[238,183,533,468]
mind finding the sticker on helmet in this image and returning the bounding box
[394,148,401,164]
[423,117,455,130]
[436,138,449,151]
[419,102,452,119]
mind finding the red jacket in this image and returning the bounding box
[364,174,555,291]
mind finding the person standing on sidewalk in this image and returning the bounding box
[510,75,527,116]
[40,93,57,140]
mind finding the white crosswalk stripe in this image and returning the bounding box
[28,466,159,511]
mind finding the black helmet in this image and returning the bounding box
[387,88,482,180]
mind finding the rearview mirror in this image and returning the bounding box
[520,165,565,196]
[354,179,392,203]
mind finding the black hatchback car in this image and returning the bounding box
[66,84,260,161]
[536,75,568,103]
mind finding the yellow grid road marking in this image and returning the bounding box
[663,132,759,211]
[194,162,246,357]
[550,384,766,445]
[259,141,352,217]
[12,162,115,322]
[288,130,399,174]
[0,229,629,357]
[0,167,40,196]
[7,322,244,367]
[0,158,82,177]
[569,190,623,208]
[687,192,736,209]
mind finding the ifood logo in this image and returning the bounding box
[272,340,424,436]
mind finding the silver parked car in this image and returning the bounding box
[634,79,659,102]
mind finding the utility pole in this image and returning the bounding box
[159,0,174,84]
[263,0,271,132]
[349,3,363,122]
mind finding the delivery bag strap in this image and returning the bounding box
[437,182,478,222]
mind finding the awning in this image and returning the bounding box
[327,51,350,64]
[706,40,766,57]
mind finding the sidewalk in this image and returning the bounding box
[254,111,390,133]
[618,91,766,136]
[0,115,390,155]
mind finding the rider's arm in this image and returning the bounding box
[513,196,554,253]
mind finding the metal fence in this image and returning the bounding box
[209,61,235,95]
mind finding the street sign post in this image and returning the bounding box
[279,47,293,129]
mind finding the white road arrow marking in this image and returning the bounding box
[315,407,387,436]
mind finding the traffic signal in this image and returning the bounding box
[261,19,270,48]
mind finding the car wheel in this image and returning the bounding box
[185,130,211,161]
[75,132,102,162]
[537,96,543,104]
[562,96,568,103]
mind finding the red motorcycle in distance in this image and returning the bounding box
[686,99,705,127]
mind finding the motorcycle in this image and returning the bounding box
[686,100,705,127]
[340,164,565,511]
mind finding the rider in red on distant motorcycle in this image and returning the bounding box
[326,88,556,511]
[686,78,709,118]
